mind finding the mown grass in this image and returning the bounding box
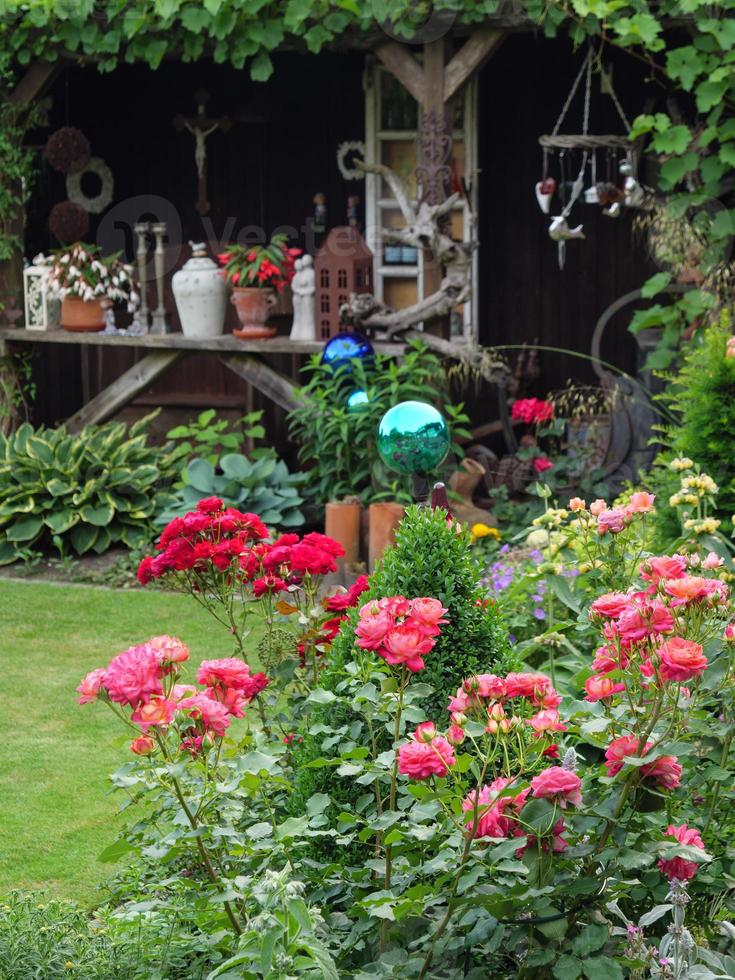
[0,580,254,903]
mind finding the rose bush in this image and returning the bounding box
[77,497,735,977]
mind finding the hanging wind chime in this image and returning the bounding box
[536,46,644,269]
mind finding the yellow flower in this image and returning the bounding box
[670,457,694,472]
[65,963,74,971]
[470,523,501,541]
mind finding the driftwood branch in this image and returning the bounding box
[342,160,473,339]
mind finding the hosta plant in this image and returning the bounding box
[157,453,306,530]
[0,413,176,563]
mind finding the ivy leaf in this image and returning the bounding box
[641,271,672,298]
[305,24,332,53]
[696,78,728,112]
[720,142,735,167]
[666,45,701,90]
[659,152,699,188]
[250,50,274,82]
[181,6,211,33]
[652,124,691,154]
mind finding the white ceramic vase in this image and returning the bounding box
[172,242,227,338]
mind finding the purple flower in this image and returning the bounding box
[533,607,545,620]
[500,544,510,555]
[508,633,516,645]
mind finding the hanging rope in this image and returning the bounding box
[539,45,633,150]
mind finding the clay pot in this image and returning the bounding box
[368,502,405,571]
[231,287,277,339]
[325,500,361,569]
[60,296,105,332]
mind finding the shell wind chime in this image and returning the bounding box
[536,46,644,269]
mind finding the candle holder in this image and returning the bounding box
[150,222,169,334]
[134,221,150,334]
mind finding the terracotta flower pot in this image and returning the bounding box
[368,502,405,572]
[60,296,105,332]
[325,500,361,569]
[231,286,277,339]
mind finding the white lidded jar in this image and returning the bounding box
[172,242,227,337]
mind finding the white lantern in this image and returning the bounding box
[23,263,60,331]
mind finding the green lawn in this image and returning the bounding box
[0,580,249,904]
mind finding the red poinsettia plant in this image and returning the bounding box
[217,233,301,293]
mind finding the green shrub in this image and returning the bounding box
[166,408,266,471]
[157,453,306,529]
[646,316,735,542]
[0,890,231,979]
[287,340,471,506]
[290,503,514,845]
[0,413,176,564]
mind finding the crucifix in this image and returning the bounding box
[174,89,231,216]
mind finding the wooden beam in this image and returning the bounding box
[374,41,425,106]
[10,62,61,105]
[219,353,303,413]
[444,27,505,102]
[65,350,184,432]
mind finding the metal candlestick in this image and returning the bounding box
[134,221,150,333]
[150,222,168,334]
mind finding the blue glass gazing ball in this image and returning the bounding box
[321,331,374,371]
[377,400,450,476]
[347,389,370,412]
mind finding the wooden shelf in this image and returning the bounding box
[0,328,406,356]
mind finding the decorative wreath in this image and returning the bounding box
[44,126,91,174]
[336,141,366,181]
[49,200,90,243]
[66,157,114,214]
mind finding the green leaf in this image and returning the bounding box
[80,502,114,526]
[641,271,672,298]
[5,515,43,542]
[582,958,624,980]
[238,750,280,775]
[70,522,98,555]
[44,510,78,534]
[98,838,136,863]
[696,78,728,112]
[250,50,274,82]
[571,923,608,956]
[180,6,211,32]
[553,955,583,980]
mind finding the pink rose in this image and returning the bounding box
[506,672,560,708]
[724,622,735,643]
[605,735,646,777]
[179,692,231,736]
[626,491,655,513]
[131,697,178,731]
[130,735,155,755]
[645,754,682,790]
[584,674,625,702]
[589,499,608,517]
[533,456,553,474]
[355,606,394,650]
[398,731,455,780]
[596,507,629,535]
[76,668,106,705]
[658,823,705,881]
[463,778,527,839]
[409,597,449,634]
[197,658,254,691]
[528,709,567,735]
[103,644,164,707]
[147,635,189,665]
[590,592,630,619]
[381,624,434,672]
[568,497,586,511]
[664,575,728,606]
[414,721,437,743]
[473,673,508,700]
[530,767,582,808]
[592,645,628,674]
[657,636,707,681]
[640,554,688,583]
[702,552,724,570]
[617,601,675,643]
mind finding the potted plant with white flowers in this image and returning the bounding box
[45,242,139,332]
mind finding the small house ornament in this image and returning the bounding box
[314,226,373,340]
[23,257,60,331]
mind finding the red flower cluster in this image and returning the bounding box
[658,823,705,881]
[77,639,269,756]
[511,398,554,424]
[355,596,448,672]
[296,575,370,671]
[137,499,346,590]
[217,238,302,293]
[447,670,564,742]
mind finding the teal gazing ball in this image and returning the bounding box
[347,388,370,412]
[377,401,450,476]
[321,331,374,372]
